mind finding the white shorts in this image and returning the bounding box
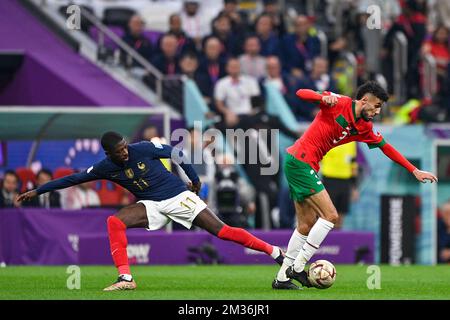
[138,191,208,230]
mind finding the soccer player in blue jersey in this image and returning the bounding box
[17,132,284,291]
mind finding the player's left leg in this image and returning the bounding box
[286,189,338,284]
[273,200,317,289]
[103,203,149,291]
[192,207,284,264]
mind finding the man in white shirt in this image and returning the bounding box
[63,182,101,210]
[214,58,261,127]
[214,58,299,139]
[180,0,212,49]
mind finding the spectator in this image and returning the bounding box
[422,24,450,113]
[23,169,61,208]
[142,125,160,142]
[257,0,287,37]
[422,25,450,77]
[158,14,197,56]
[214,58,261,127]
[281,15,321,78]
[180,0,211,50]
[122,15,153,66]
[239,35,267,80]
[382,0,427,98]
[0,170,20,208]
[199,37,227,89]
[255,14,281,57]
[151,34,181,75]
[206,13,243,57]
[215,0,249,33]
[263,55,299,112]
[295,57,337,120]
[180,53,214,107]
[63,182,101,210]
[215,58,299,139]
[438,201,450,263]
[428,0,450,31]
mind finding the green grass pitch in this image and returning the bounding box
[0,265,449,300]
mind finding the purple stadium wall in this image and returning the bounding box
[0,209,375,265]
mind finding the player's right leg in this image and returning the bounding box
[273,200,317,290]
[286,189,338,286]
[192,207,285,265]
[103,202,149,291]
[275,153,337,288]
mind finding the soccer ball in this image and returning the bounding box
[308,260,336,289]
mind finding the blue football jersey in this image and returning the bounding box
[37,141,199,201]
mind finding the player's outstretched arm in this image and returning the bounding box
[16,189,38,202]
[296,89,338,106]
[380,143,438,183]
[16,171,99,203]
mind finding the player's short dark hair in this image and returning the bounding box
[37,168,53,179]
[355,81,389,102]
[101,131,124,152]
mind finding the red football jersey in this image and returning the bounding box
[287,91,386,172]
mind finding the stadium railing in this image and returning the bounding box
[393,32,408,104]
[74,6,185,112]
[422,53,438,100]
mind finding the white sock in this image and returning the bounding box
[276,229,308,281]
[270,246,281,259]
[120,274,132,281]
[293,218,334,272]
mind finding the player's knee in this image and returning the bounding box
[107,215,126,231]
[297,222,312,235]
[324,211,339,225]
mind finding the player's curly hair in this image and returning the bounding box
[355,81,389,102]
[101,131,124,152]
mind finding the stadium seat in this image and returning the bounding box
[53,167,75,179]
[102,8,136,29]
[15,167,36,192]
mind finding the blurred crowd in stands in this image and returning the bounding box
[105,0,450,123]
[0,167,132,210]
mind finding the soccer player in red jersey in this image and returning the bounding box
[273,81,438,289]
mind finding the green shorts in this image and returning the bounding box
[284,153,324,202]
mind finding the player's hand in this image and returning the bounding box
[413,169,438,183]
[322,95,338,107]
[16,189,38,202]
[188,181,202,195]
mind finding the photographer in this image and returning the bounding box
[215,153,256,228]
